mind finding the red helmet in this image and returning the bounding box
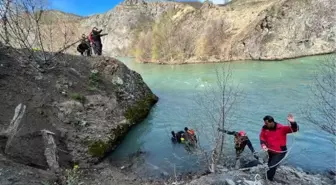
[238,131,246,136]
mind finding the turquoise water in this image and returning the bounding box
[109,56,335,177]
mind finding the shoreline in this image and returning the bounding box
[117,52,335,65]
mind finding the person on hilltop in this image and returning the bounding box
[218,128,259,169]
[90,27,103,56]
[259,114,299,181]
[77,34,91,56]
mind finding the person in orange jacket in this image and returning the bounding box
[259,113,299,181]
[184,127,197,144]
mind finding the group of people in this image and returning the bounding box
[220,114,298,181]
[171,127,197,145]
[77,27,104,56]
[172,114,299,182]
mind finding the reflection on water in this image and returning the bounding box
[109,55,336,178]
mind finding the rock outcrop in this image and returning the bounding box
[230,0,336,61]
[0,47,158,171]
[187,165,335,185]
[0,153,57,185]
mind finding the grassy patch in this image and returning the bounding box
[88,140,109,158]
[70,93,86,104]
[89,71,102,90]
[124,94,158,123]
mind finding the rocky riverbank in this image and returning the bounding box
[0,46,158,184]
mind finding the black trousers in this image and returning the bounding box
[93,41,102,55]
[267,152,286,181]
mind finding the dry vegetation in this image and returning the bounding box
[131,7,232,63]
[0,0,82,65]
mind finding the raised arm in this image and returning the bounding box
[283,113,299,134]
[218,128,237,135]
[282,121,299,134]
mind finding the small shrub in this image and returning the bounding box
[88,140,109,158]
[89,70,101,89]
[65,164,82,185]
[70,93,86,104]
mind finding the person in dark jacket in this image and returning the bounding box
[91,27,103,55]
[218,128,258,168]
[77,34,91,56]
[259,114,299,181]
[171,131,185,143]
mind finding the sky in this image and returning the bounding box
[50,0,123,16]
[49,0,229,17]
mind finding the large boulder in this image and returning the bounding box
[3,104,72,171]
[0,153,57,185]
[0,48,158,170]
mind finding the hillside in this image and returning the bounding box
[10,0,335,64]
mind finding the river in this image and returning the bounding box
[109,56,335,178]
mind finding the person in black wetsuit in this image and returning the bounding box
[171,131,185,143]
[218,128,258,168]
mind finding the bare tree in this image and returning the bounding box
[0,0,81,71]
[1,0,12,45]
[305,56,336,144]
[0,0,49,61]
[190,65,242,173]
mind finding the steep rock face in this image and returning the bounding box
[3,0,335,63]
[0,48,158,169]
[230,0,336,60]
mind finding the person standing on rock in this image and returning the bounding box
[77,34,91,56]
[259,114,299,181]
[217,128,259,169]
[91,27,103,55]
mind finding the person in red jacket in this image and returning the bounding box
[259,113,299,181]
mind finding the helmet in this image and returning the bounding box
[238,131,246,136]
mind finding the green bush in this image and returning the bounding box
[70,93,86,104]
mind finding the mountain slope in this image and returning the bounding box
[34,0,336,63]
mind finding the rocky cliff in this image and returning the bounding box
[40,0,334,64]
[3,0,335,63]
[0,46,158,172]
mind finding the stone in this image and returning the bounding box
[225,179,235,185]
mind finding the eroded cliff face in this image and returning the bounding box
[94,0,333,63]
[230,0,336,61]
[10,0,335,63]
